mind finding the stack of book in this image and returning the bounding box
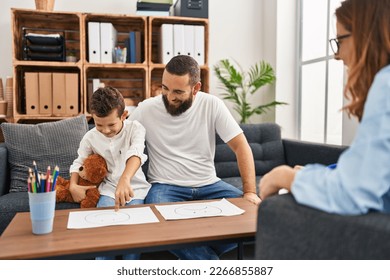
[23,32,65,61]
[136,0,172,16]
[124,31,143,63]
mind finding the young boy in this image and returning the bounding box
[69,86,150,260]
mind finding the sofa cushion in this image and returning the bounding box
[222,176,262,192]
[1,115,89,193]
[215,123,285,179]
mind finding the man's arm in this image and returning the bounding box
[227,133,261,205]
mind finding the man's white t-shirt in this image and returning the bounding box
[128,92,242,187]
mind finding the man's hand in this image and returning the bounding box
[69,184,96,202]
[243,192,261,205]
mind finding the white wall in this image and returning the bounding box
[209,0,268,123]
[274,0,299,139]
[257,0,298,139]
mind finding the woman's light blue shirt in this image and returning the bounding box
[291,64,390,215]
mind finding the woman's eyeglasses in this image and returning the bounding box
[329,34,351,55]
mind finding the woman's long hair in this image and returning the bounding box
[336,0,390,121]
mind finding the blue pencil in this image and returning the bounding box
[40,174,46,193]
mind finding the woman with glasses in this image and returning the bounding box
[259,0,390,215]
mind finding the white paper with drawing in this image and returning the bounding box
[155,199,245,220]
[67,207,159,229]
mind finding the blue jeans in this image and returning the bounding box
[145,180,243,260]
[96,195,144,260]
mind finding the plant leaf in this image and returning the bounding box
[251,101,288,115]
[248,61,276,93]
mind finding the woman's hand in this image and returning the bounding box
[259,165,297,200]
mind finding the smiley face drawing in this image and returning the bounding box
[85,212,131,225]
[174,205,222,218]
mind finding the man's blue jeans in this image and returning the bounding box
[145,180,243,260]
[96,195,144,260]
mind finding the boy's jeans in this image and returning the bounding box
[96,196,144,260]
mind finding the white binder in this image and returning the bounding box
[194,25,205,65]
[183,25,195,57]
[159,24,173,64]
[173,24,185,57]
[88,22,101,63]
[100,22,117,63]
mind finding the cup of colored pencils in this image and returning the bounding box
[27,161,59,235]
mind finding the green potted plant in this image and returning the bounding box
[214,59,286,124]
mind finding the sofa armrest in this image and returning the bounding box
[282,139,347,167]
[0,143,10,196]
[256,194,390,259]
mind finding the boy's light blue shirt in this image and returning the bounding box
[292,64,390,215]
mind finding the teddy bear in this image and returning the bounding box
[55,154,108,208]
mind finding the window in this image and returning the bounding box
[298,0,345,144]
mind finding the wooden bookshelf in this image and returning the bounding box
[9,9,209,123]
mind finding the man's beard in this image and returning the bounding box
[162,94,193,116]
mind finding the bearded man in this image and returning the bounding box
[128,55,260,260]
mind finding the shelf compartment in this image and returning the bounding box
[13,65,82,119]
[84,66,148,114]
[148,16,209,65]
[12,9,82,62]
[84,13,147,65]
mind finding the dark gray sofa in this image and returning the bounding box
[4,119,371,260]
[255,142,390,260]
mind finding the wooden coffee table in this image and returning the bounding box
[0,198,258,259]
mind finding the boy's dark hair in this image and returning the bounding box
[165,55,200,86]
[89,86,125,117]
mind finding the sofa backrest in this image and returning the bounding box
[1,116,89,194]
[214,123,285,178]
